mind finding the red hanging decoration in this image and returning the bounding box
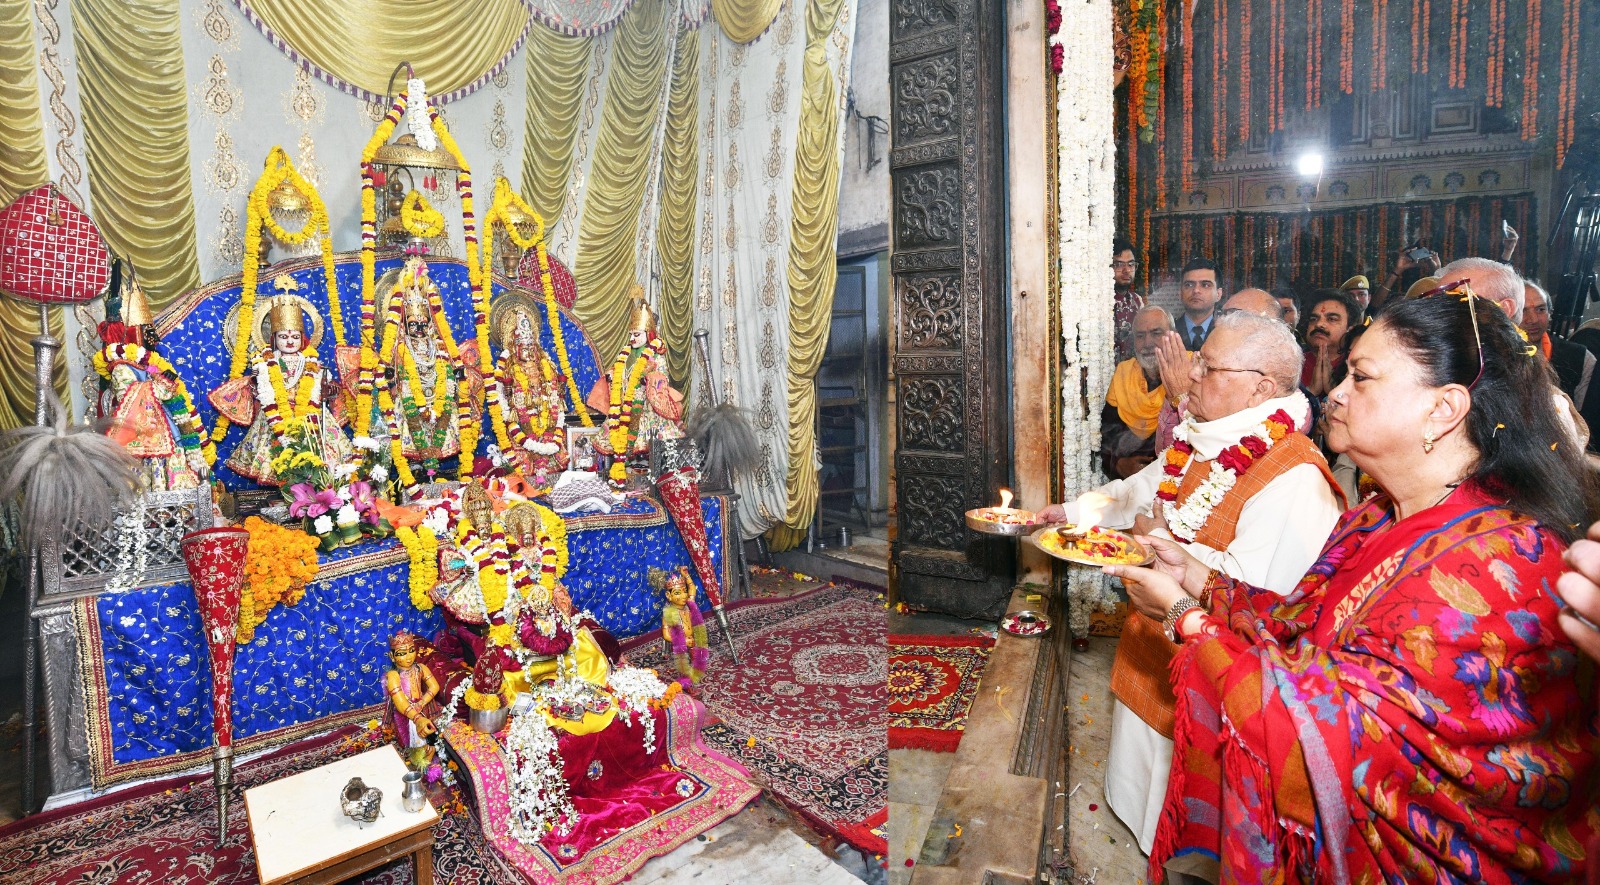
[1556,0,1578,167]
[1522,0,1542,136]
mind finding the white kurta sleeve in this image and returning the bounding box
[1179,462,1342,595]
[1062,456,1166,528]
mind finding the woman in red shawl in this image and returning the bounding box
[1109,291,1600,884]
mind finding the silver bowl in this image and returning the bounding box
[1002,609,1052,637]
[469,705,508,734]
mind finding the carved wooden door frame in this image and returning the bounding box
[890,0,1012,617]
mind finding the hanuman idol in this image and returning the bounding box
[586,295,684,484]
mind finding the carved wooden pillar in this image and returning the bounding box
[890,0,1011,617]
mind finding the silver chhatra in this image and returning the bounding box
[340,777,384,825]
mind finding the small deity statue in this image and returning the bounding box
[384,631,441,761]
[489,296,568,489]
[653,566,708,689]
[586,293,684,485]
[427,482,499,629]
[94,276,211,492]
[386,268,463,467]
[212,279,355,485]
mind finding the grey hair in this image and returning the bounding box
[1133,304,1174,331]
[1439,257,1524,320]
[1212,310,1303,394]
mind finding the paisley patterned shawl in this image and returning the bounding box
[1153,485,1600,884]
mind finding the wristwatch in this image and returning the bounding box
[1161,595,1203,643]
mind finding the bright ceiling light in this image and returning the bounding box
[1295,152,1325,177]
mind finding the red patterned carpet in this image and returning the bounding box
[622,582,888,856]
[888,633,996,753]
[0,724,519,885]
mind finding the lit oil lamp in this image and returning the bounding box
[964,488,1040,536]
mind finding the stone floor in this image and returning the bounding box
[1060,637,1148,885]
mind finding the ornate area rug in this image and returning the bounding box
[622,583,888,855]
[0,724,519,885]
[888,633,996,753]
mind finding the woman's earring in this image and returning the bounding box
[1422,428,1436,454]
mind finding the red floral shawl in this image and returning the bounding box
[1154,485,1600,884]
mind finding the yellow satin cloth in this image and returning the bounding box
[505,627,617,735]
[1106,358,1164,440]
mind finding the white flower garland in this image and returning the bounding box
[504,707,576,841]
[1056,0,1120,638]
[1159,417,1277,543]
[608,665,672,755]
[406,78,438,152]
[104,501,152,594]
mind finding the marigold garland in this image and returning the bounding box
[263,346,323,445]
[1155,409,1294,543]
[1211,0,1227,160]
[397,524,438,610]
[1447,0,1468,89]
[456,517,510,616]
[1238,0,1252,144]
[238,516,320,644]
[401,190,447,238]
[356,92,408,438]
[1521,0,1542,135]
[93,344,217,466]
[215,148,342,443]
[604,339,660,483]
[1371,0,1389,92]
[428,106,487,479]
[1340,0,1355,93]
[1180,0,1194,192]
[1556,0,1578,168]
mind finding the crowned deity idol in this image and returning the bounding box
[384,630,441,762]
[213,283,355,485]
[489,295,568,489]
[374,259,474,474]
[586,293,684,484]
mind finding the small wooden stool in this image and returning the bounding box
[245,744,439,885]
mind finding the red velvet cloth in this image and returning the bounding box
[179,527,250,749]
[655,467,723,607]
[538,706,703,861]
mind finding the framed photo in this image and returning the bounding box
[567,425,602,471]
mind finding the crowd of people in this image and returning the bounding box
[1066,240,1600,883]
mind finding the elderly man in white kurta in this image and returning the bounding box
[1039,311,1345,854]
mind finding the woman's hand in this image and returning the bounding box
[1557,523,1600,662]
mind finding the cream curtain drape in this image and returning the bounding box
[572,0,670,358]
[72,0,200,310]
[768,0,849,550]
[656,28,701,390]
[522,26,593,232]
[711,0,782,43]
[235,0,529,100]
[0,0,66,430]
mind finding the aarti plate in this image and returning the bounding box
[1026,524,1156,568]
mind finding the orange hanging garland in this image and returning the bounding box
[1522,0,1542,136]
[1212,0,1228,160]
[1306,0,1322,109]
[1155,0,1168,209]
[1181,0,1195,192]
[1448,0,1468,89]
[1556,0,1578,167]
[1337,0,1350,93]
[1239,0,1252,145]
[1371,0,1389,92]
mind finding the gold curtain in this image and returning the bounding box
[0,0,65,430]
[73,0,200,310]
[712,0,782,43]
[656,28,700,390]
[768,0,847,550]
[239,0,528,98]
[572,0,668,358]
[521,24,591,227]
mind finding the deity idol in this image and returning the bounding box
[384,630,441,761]
[586,294,684,484]
[213,286,355,485]
[95,278,210,492]
[655,566,708,689]
[375,260,471,473]
[490,295,568,488]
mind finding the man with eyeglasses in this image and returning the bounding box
[1112,238,1145,362]
[1038,311,1343,855]
[1176,257,1223,351]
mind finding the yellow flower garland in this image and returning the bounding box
[427,107,488,480]
[264,347,320,442]
[397,524,438,611]
[456,518,509,616]
[93,344,218,466]
[605,343,655,481]
[218,148,343,443]
[401,190,446,238]
[356,93,408,439]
